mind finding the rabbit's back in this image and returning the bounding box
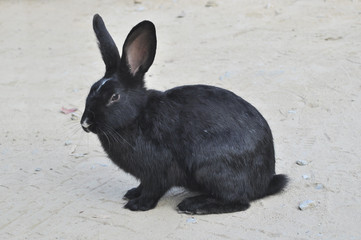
[164,84,272,150]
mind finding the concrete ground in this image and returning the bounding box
[1,0,360,239]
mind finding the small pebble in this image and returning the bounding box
[91,163,109,169]
[71,153,87,158]
[205,0,218,7]
[64,140,72,146]
[315,183,324,190]
[177,11,186,18]
[186,217,197,223]
[136,6,145,11]
[265,2,273,9]
[35,168,41,172]
[71,113,80,120]
[299,200,315,210]
[302,175,310,180]
[70,145,77,154]
[296,160,308,166]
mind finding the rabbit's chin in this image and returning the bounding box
[82,126,90,133]
[82,125,98,134]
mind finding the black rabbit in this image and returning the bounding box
[80,14,288,214]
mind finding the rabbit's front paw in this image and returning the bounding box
[124,197,158,211]
[123,185,143,200]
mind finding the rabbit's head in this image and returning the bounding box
[81,14,156,134]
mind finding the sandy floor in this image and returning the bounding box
[1,0,361,239]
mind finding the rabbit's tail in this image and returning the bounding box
[265,174,288,196]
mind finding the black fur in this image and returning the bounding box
[80,14,288,214]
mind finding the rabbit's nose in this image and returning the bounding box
[81,118,92,132]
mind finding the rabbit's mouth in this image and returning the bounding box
[82,126,90,133]
[81,118,96,133]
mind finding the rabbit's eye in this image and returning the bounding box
[110,93,120,102]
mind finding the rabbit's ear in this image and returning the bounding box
[121,21,157,76]
[93,14,121,74]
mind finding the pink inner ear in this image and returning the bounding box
[126,32,149,75]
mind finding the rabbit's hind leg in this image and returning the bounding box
[178,160,251,214]
[177,195,250,214]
